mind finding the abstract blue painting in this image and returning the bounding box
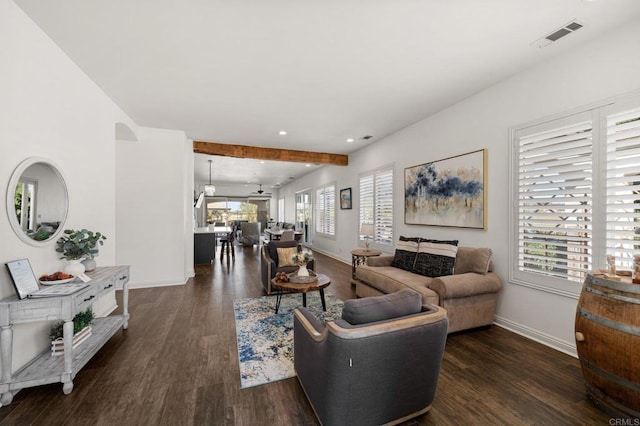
[404,149,487,229]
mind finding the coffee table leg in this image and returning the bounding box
[275,290,282,314]
[320,289,326,311]
[302,293,307,307]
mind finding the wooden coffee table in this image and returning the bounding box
[271,273,331,314]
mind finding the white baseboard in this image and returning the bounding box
[306,246,350,265]
[494,315,577,358]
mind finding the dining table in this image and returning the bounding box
[264,228,303,241]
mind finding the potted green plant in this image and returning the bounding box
[49,309,94,356]
[56,229,106,273]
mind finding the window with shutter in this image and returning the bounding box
[510,93,640,295]
[606,107,640,270]
[359,166,394,247]
[514,114,593,286]
[315,183,336,236]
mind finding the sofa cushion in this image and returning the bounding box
[267,240,298,267]
[454,247,492,275]
[341,289,422,325]
[355,265,439,305]
[413,240,459,277]
[391,236,420,271]
[277,247,299,267]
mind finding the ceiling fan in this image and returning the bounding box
[249,184,273,197]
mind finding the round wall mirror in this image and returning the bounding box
[6,157,69,246]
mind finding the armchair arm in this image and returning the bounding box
[293,308,327,340]
[261,246,276,293]
[428,272,502,300]
[366,255,394,267]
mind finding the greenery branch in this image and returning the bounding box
[49,309,94,340]
[55,229,106,260]
[292,249,314,265]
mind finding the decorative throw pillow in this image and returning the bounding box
[341,289,422,325]
[277,247,299,267]
[454,247,492,275]
[413,240,459,277]
[267,240,298,266]
[391,236,420,271]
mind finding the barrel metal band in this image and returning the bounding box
[587,274,640,295]
[580,358,640,393]
[585,285,640,305]
[577,307,640,336]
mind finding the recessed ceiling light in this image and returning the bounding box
[305,164,311,167]
[346,138,354,143]
[279,130,287,135]
[259,160,265,164]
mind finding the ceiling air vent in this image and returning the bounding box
[532,20,584,48]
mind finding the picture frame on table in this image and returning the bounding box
[340,187,352,210]
[5,258,39,299]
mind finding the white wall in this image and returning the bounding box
[279,19,640,356]
[116,127,192,288]
[0,0,136,371]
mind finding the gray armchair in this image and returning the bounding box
[240,221,261,246]
[294,289,448,426]
[261,241,315,294]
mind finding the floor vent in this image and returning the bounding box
[532,20,584,48]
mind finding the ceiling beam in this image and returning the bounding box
[193,141,348,166]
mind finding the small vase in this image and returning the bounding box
[81,258,96,272]
[297,263,309,277]
[64,259,85,276]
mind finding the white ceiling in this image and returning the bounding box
[14,0,640,186]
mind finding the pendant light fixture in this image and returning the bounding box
[204,159,216,196]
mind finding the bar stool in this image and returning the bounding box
[220,227,235,260]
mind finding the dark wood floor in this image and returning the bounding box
[0,244,610,425]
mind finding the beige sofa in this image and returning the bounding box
[352,247,502,333]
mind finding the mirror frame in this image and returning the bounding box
[6,157,69,247]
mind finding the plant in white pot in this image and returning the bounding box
[49,309,94,356]
[292,249,314,277]
[55,229,106,274]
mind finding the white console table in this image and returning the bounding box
[0,266,129,406]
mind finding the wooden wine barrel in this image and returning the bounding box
[575,273,640,418]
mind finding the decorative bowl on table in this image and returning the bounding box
[39,272,75,285]
[288,270,318,284]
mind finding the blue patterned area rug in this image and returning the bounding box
[233,292,344,389]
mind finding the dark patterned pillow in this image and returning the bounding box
[413,240,459,277]
[391,236,420,271]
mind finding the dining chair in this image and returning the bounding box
[280,229,295,241]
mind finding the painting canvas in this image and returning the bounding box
[404,149,487,229]
[340,188,352,210]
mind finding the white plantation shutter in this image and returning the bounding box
[515,115,593,283]
[359,174,374,231]
[606,107,640,269]
[316,184,335,235]
[359,166,393,246]
[375,169,393,245]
